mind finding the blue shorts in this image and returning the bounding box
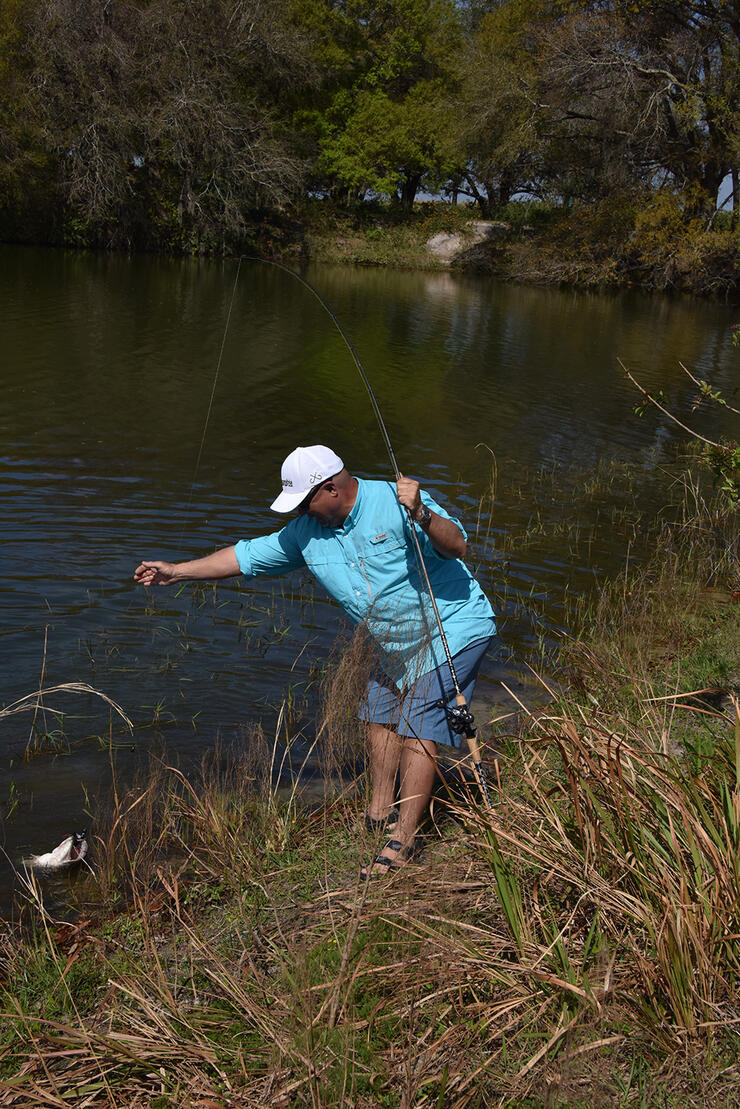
[358,636,494,748]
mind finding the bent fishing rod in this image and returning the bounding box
[240,257,494,810]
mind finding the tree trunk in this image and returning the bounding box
[399,172,421,210]
[178,172,192,223]
[464,175,492,217]
[497,168,515,208]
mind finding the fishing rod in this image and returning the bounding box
[246,257,494,811]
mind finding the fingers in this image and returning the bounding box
[396,475,421,514]
[133,560,172,586]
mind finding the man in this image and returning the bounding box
[134,445,496,877]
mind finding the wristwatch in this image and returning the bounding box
[416,503,432,527]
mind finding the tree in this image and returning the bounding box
[2,0,312,249]
[295,0,463,208]
[535,0,740,214]
[453,0,546,215]
[0,0,58,236]
[461,0,739,218]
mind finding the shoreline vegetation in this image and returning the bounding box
[2,477,739,1107]
[299,199,740,296]
[2,1,739,298]
[5,197,740,299]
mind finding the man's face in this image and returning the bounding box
[297,480,344,527]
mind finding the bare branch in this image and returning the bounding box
[619,359,722,447]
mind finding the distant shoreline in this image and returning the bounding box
[3,199,739,300]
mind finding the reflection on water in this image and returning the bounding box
[0,245,737,910]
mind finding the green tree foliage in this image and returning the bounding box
[294,0,462,208]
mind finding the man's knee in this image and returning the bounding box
[401,735,436,759]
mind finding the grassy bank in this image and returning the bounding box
[298,200,478,271]
[298,199,740,297]
[1,492,739,1108]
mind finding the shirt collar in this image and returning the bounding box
[340,477,363,532]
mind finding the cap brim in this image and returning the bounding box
[271,489,307,513]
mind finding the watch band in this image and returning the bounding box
[416,503,432,527]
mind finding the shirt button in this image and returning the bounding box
[355,590,360,595]
[350,562,355,567]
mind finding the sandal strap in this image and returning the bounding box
[361,838,419,880]
[372,854,395,868]
[383,839,415,859]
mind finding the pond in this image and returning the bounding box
[1,244,737,909]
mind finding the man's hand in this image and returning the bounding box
[396,475,466,560]
[133,560,179,587]
[133,547,241,586]
[396,474,422,518]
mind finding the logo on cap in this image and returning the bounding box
[309,472,323,485]
[282,479,293,487]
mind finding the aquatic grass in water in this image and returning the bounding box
[0,682,134,761]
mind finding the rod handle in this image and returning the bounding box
[466,733,483,765]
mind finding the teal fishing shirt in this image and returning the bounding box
[234,478,496,688]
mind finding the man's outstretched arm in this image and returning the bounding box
[133,545,241,586]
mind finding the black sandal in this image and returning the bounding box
[360,838,416,880]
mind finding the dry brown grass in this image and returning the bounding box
[2,690,740,1109]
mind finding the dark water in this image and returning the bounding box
[1,244,737,908]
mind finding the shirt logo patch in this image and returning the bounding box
[373,532,388,541]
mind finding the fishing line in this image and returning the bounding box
[249,257,401,476]
[193,256,244,481]
[252,262,462,657]
[175,257,243,555]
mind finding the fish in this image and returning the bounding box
[26,830,88,869]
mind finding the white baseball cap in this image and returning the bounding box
[271,445,344,512]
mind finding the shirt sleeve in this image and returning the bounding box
[420,489,468,541]
[234,523,306,578]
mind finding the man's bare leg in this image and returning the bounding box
[366,722,402,823]
[363,732,437,875]
[394,735,437,851]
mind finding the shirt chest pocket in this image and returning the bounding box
[303,548,347,575]
[360,533,409,584]
[367,531,405,550]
